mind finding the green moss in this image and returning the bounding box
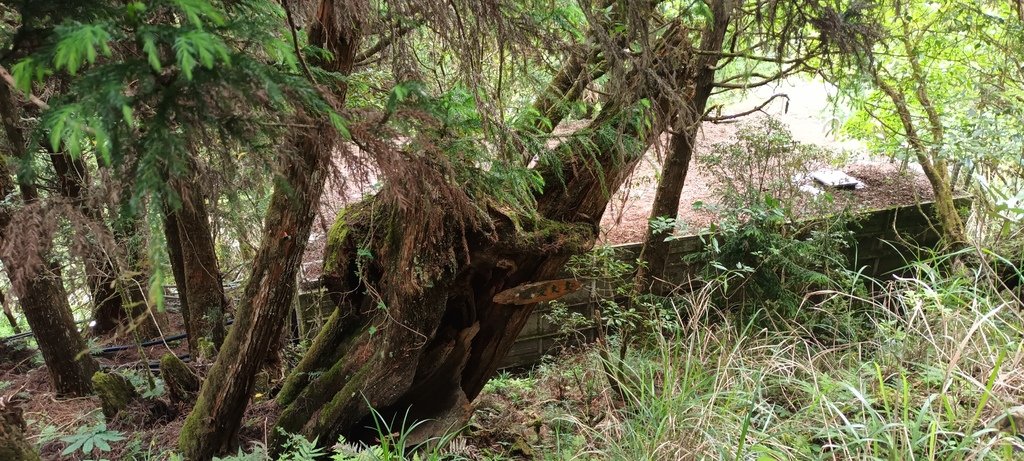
[160,353,199,403]
[91,371,138,419]
[0,405,40,461]
[323,205,366,275]
[515,218,595,255]
[311,357,375,436]
[325,211,354,274]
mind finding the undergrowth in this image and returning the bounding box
[178,250,1024,461]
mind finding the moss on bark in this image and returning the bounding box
[0,402,39,461]
[160,353,200,403]
[92,371,139,418]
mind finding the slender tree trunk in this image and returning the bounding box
[636,0,732,289]
[168,171,226,360]
[178,2,361,457]
[48,151,129,334]
[179,119,340,458]
[0,290,19,334]
[109,206,163,339]
[0,81,98,396]
[163,209,191,339]
[271,22,694,451]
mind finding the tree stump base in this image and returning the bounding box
[92,372,139,418]
[160,353,199,403]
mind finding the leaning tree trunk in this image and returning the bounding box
[178,117,341,459]
[0,82,98,397]
[271,23,694,452]
[167,168,226,360]
[178,2,361,456]
[636,0,731,290]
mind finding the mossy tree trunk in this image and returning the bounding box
[92,371,139,418]
[636,0,732,289]
[863,14,967,247]
[0,400,39,461]
[0,81,98,397]
[177,1,362,457]
[271,23,694,451]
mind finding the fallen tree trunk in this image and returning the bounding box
[272,22,694,450]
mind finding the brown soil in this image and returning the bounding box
[597,120,935,245]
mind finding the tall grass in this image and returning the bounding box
[562,255,1024,460]
[228,252,1024,461]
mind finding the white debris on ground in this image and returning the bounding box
[809,169,866,190]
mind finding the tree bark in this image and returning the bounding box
[48,151,131,334]
[164,209,190,335]
[636,0,732,290]
[178,1,361,457]
[109,206,163,339]
[0,400,40,461]
[0,290,19,334]
[0,81,98,397]
[168,170,226,360]
[271,22,694,452]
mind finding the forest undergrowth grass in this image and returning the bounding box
[261,248,1024,461]
[552,251,1024,460]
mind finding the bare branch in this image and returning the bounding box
[0,65,49,110]
[282,0,317,84]
[703,93,789,123]
[355,23,420,66]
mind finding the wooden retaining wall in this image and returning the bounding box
[298,199,968,369]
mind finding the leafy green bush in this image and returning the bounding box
[691,117,868,338]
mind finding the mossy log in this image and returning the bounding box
[160,353,200,403]
[0,400,39,461]
[92,371,139,419]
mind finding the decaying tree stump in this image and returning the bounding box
[92,371,139,418]
[160,353,200,403]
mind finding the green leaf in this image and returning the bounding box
[328,112,350,139]
[171,0,225,27]
[53,24,113,75]
[121,104,135,128]
[174,30,231,80]
[9,58,42,93]
[142,34,162,71]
